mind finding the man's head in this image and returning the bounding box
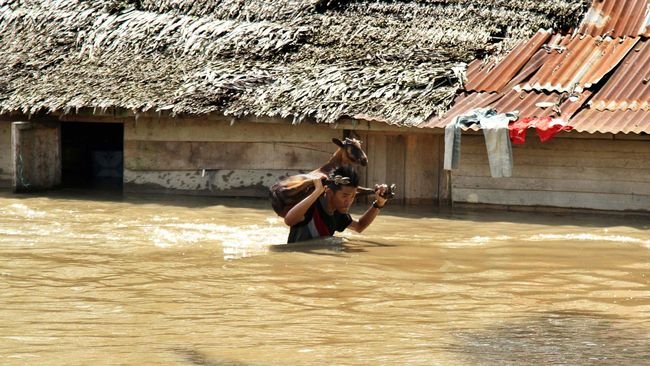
[325,166,359,213]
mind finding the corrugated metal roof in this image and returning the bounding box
[420,2,650,135]
[571,108,650,133]
[465,30,552,92]
[578,0,650,37]
[420,94,650,135]
[491,89,591,119]
[589,38,650,111]
[521,35,638,93]
[419,89,589,129]
[419,92,498,128]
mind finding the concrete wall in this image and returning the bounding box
[451,132,650,212]
[0,122,11,187]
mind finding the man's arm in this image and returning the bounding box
[348,184,388,233]
[284,177,326,227]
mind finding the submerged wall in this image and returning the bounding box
[1,111,442,205]
[123,116,343,196]
[451,132,650,212]
[122,116,443,205]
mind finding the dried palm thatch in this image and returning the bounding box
[0,0,587,126]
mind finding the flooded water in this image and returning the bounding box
[1,190,649,365]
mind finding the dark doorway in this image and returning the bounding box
[61,122,123,190]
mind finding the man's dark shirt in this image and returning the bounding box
[287,196,352,243]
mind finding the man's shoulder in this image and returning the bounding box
[290,198,320,227]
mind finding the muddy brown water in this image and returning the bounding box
[1,190,649,365]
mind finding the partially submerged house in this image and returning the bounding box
[16,0,647,214]
[0,0,587,206]
[424,0,650,212]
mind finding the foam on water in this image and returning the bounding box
[148,221,288,259]
[3,203,48,219]
[526,233,650,247]
[440,232,650,249]
[441,235,515,248]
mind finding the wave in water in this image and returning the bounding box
[526,233,650,247]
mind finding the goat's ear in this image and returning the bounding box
[332,138,344,148]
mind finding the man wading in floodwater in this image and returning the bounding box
[283,165,389,243]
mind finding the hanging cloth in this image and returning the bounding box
[444,108,518,178]
[509,117,572,144]
[536,118,574,142]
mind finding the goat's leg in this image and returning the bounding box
[355,186,375,195]
[355,184,397,199]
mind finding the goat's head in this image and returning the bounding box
[332,137,368,167]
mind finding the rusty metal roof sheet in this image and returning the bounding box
[420,3,650,135]
[491,89,591,120]
[590,38,650,111]
[420,91,650,134]
[578,0,650,37]
[420,89,589,129]
[465,30,552,93]
[419,92,497,128]
[521,35,638,93]
[571,108,650,133]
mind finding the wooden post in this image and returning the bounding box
[437,135,452,207]
[12,121,61,192]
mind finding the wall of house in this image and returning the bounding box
[451,132,650,212]
[12,122,61,191]
[360,132,442,205]
[123,116,443,205]
[0,121,12,187]
[124,116,348,196]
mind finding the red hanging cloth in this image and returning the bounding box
[508,117,572,144]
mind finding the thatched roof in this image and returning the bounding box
[0,0,587,126]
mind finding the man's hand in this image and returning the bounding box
[313,175,326,195]
[284,172,328,227]
[374,184,389,207]
[349,183,388,233]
